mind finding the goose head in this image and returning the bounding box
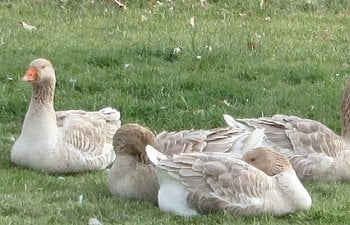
[242,147,293,176]
[113,123,156,163]
[22,58,56,85]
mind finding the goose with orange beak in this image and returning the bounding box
[11,58,121,173]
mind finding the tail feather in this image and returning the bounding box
[99,107,121,121]
[241,128,267,152]
[145,145,167,167]
[223,114,245,129]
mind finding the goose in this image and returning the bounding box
[223,77,350,182]
[108,123,159,203]
[224,113,350,182]
[108,123,268,203]
[11,58,121,173]
[146,145,312,217]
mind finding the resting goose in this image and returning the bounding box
[108,124,159,203]
[11,58,121,173]
[108,123,268,203]
[223,78,350,182]
[146,146,312,216]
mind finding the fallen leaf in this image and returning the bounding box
[205,45,212,52]
[78,194,83,204]
[141,15,147,21]
[223,100,231,107]
[88,218,103,225]
[9,136,16,142]
[200,0,208,6]
[190,17,195,28]
[19,22,37,32]
[156,1,164,6]
[264,16,271,21]
[173,47,182,54]
[114,0,126,9]
[260,0,265,9]
[254,32,262,39]
[247,41,257,50]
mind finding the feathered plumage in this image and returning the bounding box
[108,123,268,203]
[11,58,121,173]
[146,145,312,216]
[223,78,350,182]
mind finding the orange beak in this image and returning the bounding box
[22,67,38,82]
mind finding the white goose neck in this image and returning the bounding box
[29,81,55,113]
[275,170,311,208]
[21,81,57,137]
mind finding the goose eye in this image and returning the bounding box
[41,65,46,69]
[251,158,256,162]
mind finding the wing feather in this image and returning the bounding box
[154,127,266,156]
[157,153,274,215]
[56,107,120,161]
[235,114,347,158]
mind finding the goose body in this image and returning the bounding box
[108,123,269,203]
[108,124,159,203]
[11,58,121,173]
[224,113,350,181]
[221,77,350,182]
[146,146,312,216]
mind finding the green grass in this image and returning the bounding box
[1,0,350,224]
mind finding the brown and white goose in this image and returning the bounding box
[223,78,350,182]
[108,124,159,203]
[108,123,268,203]
[146,146,312,216]
[11,58,121,173]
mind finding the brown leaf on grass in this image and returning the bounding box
[247,41,258,50]
[247,32,263,50]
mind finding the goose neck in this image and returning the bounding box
[29,82,55,112]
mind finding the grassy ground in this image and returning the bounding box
[1,0,350,224]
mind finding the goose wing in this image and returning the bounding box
[154,127,266,155]
[157,152,274,215]
[234,114,345,157]
[57,107,120,168]
[287,152,334,181]
[272,115,345,157]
